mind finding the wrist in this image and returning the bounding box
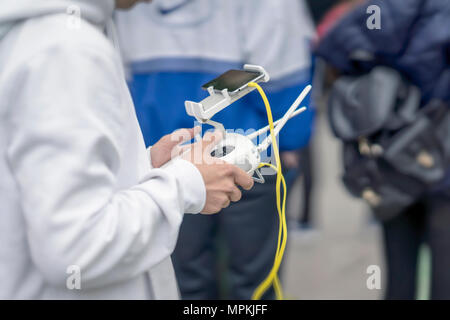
[162,158,206,214]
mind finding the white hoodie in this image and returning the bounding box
[0,0,206,299]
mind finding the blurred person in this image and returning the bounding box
[305,0,336,24]
[315,0,450,299]
[116,0,315,299]
[0,0,254,299]
[286,0,365,231]
[285,146,315,229]
[315,0,363,41]
[284,0,364,231]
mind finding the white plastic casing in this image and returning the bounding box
[211,133,260,175]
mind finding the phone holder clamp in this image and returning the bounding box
[184,64,270,134]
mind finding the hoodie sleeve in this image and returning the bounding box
[5,41,206,289]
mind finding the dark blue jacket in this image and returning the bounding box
[316,0,450,105]
[316,0,450,189]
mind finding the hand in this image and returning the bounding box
[150,127,200,168]
[181,131,254,214]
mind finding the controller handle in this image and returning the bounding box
[210,133,265,183]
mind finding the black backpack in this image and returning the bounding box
[328,67,450,221]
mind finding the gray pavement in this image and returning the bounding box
[281,113,385,300]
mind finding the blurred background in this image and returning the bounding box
[283,97,386,300]
[116,0,449,300]
[283,90,429,300]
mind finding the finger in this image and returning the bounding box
[228,186,242,202]
[200,205,219,215]
[171,127,197,146]
[221,198,231,209]
[177,144,192,155]
[171,144,191,159]
[231,166,254,190]
[184,126,201,143]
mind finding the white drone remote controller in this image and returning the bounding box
[185,65,311,183]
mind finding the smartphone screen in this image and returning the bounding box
[201,70,263,93]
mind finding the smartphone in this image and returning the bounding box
[201,69,264,93]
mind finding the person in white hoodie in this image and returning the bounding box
[0,0,253,299]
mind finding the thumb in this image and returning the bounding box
[169,127,200,147]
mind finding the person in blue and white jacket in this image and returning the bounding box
[116,0,316,299]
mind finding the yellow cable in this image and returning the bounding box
[256,163,287,300]
[248,82,288,300]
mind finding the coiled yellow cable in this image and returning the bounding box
[248,82,288,300]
